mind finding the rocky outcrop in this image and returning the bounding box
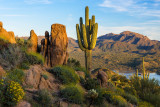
[16,101,31,107]
[41,24,68,67]
[0,21,16,43]
[27,30,38,52]
[0,66,6,79]
[24,65,54,90]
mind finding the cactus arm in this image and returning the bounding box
[89,23,98,49]
[76,24,86,51]
[80,17,83,34]
[85,6,89,26]
[143,57,145,79]
[136,69,138,77]
[89,19,92,34]
[92,15,95,25]
[82,24,88,48]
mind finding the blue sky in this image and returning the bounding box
[0,0,160,40]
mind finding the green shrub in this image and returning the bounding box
[49,66,79,85]
[0,45,25,70]
[114,87,125,95]
[60,85,84,104]
[131,77,160,106]
[104,90,128,107]
[122,93,138,105]
[26,52,44,65]
[138,101,154,107]
[112,95,128,107]
[7,69,25,84]
[19,63,30,70]
[104,91,116,103]
[42,74,48,80]
[37,89,52,106]
[0,80,25,106]
[92,88,105,105]
[83,78,100,90]
[123,86,137,97]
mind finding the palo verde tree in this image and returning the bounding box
[76,6,98,74]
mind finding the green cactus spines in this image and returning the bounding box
[142,57,145,79]
[92,15,95,24]
[76,24,86,51]
[142,57,150,79]
[90,23,98,49]
[82,24,88,48]
[76,6,98,74]
[85,6,89,26]
[136,69,139,77]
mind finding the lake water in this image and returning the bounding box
[115,71,160,83]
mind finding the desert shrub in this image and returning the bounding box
[92,88,105,105]
[119,75,129,82]
[114,87,125,95]
[111,95,128,107]
[122,93,138,105]
[49,66,79,84]
[0,38,9,50]
[123,86,137,97]
[104,90,128,107]
[0,45,25,70]
[42,74,48,80]
[19,63,30,70]
[26,52,44,65]
[83,78,100,90]
[67,58,81,68]
[131,77,160,106]
[37,89,52,106]
[0,80,24,106]
[138,101,154,107]
[60,85,84,104]
[111,75,119,81]
[7,69,25,84]
[103,91,116,103]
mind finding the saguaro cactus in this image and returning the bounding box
[142,57,150,79]
[76,6,98,74]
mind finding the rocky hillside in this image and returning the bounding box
[68,31,160,72]
[20,31,160,72]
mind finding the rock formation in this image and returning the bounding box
[0,66,6,79]
[27,30,38,52]
[0,21,16,43]
[24,65,53,90]
[41,24,68,67]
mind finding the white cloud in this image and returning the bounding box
[0,15,27,17]
[98,25,160,40]
[67,14,74,21]
[99,0,160,17]
[24,0,52,4]
[99,0,134,12]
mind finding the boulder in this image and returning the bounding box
[16,101,31,107]
[40,24,68,67]
[24,65,53,90]
[0,21,16,43]
[27,30,38,52]
[0,66,6,79]
[50,24,68,66]
[97,71,108,87]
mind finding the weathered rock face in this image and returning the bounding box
[0,66,6,79]
[27,30,38,52]
[24,65,53,90]
[0,21,16,43]
[51,24,68,66]
[41,24,68,67]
